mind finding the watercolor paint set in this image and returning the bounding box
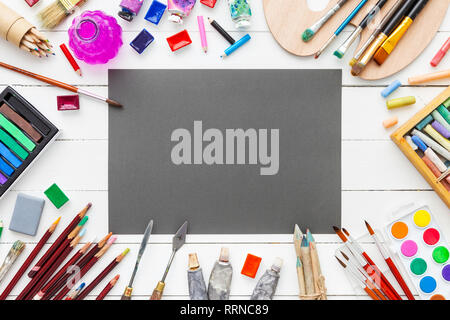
[392,86,450,208]
[0,86,59,199]
[386,205,449,300]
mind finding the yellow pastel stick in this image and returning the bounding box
[386,96,416,109]
[424,124,450,151]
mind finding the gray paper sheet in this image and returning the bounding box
[108,69,341,234]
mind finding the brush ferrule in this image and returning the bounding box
[359,32,387,65]
[353,33,377,61]
[308,3,342,35]
[59,0,82,12]
[337,26,363,57]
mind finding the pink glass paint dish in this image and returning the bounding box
[68,11,123,65]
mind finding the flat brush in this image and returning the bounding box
[334,0,388,59]
[0,62,122,107]
[302,0,349,42]
[342,227,402,300]
[349,0,406,67]
[0,241,26,284]
[374,0,429,65]
[314,0,369,59]
[351,0,416,76]
[365,221,415,300]
[335,256,380,300]
[39,0,88,29]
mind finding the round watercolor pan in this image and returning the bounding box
[442,265,450,282]
[430,294,446,300]
[419,276,437,294]
[410,258,427,276]
[390,221,409,240]
[413,210,431,228]
[423,228,440,246]
[401,240,418,258]
[432,246,450,265]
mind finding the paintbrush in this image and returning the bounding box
[121,220,153,300]
[65,282,85,300]
[39,0,88,29]
[0,241,26,284]
[0,62,122,107]
[335,256,380,300]
[339,251,387,300]
[293,224,306,298]
[341,227,402,300]
[314,0,369,59]
[150,221,188,300]
[302,0,349,42]
[365,221,415,300]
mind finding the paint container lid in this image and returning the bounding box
[271,257,283,273]
[188,253,200,270]
[219,247,229,262]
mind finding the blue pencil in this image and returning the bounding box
[314,0,369,59]
[220,34,251,58]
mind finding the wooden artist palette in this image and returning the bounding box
[263,0,450,80]
[0,87,59,199]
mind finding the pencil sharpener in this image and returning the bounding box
[118,0,145,22]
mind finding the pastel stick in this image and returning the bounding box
[0,103,42,142]
[431,120,450,139]
[0,128,29,160]
[423,124,450,151]
[416,115,433,131]
[0,114,35,151]
[432,110,450,132]
[0,157,14,176]
[0,141,22,168]
[412,129,450,161]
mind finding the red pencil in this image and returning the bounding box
[23,229,87,300]
[60,43,82,76]
[53,236,117,300]
[333,226,399,300]
[0,217,61,300]
[33,239,94,300]
[75,249,129,300]
[96,275,120,300]
[342,227,402,300]
[17,218,88,300]
[365,221,415,300]
[28,203,91,278]
[41,232,112,300]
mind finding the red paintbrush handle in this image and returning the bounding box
[365,279,387,300]
[54,257,98,300]
[362,253,402,300]
[29,218,80,278]
[75,259,118,300]
[385,257,415,300]
[17,239,70,300]
[24,244,74,300]
[43,245,99,300]
[364,287,380,300]
[0,230,52,300]
[363,264,397,300]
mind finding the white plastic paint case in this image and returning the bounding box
[384,203,450,300]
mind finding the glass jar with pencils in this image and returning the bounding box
[68,11,123,65]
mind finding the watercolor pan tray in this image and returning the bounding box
[386,205,449,300]
[0,86,59,199]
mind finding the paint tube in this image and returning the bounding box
[167,0,196,24]
[208,248,233,300]
[118,0,145,22]
[187,253,208,300]
[250,257,283,300]
[228,0,252,29]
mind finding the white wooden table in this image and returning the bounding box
[0,0,449,300]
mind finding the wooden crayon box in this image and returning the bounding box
[391,86,450,208]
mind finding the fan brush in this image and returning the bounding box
[0,241,26,284]
[39,0,88,29]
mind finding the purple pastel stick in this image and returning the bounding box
[431,120,450,139]
[0,172,7,185]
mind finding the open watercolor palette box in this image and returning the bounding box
[385,205,449,300]
[0,86,59,199]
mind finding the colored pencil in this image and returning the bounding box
[341,227,402,300]
[96,275,120,300]
[53,236,117,300]
[314,0,369,59]
[293,224,306,298]
[208,17,235,45]
[23,229,86,300]
[33,239,94,300]
[28,203,91,278]
[374,0,429,65]
[333,226,399,300]
[197,16,208,53]
[365,221,415,300]
[302,0,349,42]
[339,250,387,300]
[335,256,380,300]
[0,218,61,300]
[41,233,112,300]
[307,229,327,300]
[300,235,315,297]
[60,44,82,76]
[75,249,129,300]
[0,62,122,107]
[0,220,3,240]
[17,219,87,300]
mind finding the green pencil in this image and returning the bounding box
[0,220,3,240]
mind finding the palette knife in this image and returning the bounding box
[150,221,188,300]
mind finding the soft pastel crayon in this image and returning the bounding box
[381,80,401,98]
[416,114,433,131]
[432,110,450,132]
[431,120,450,139]
[423,124,450,151]
[386,96,415,109]
[383,116,398,128]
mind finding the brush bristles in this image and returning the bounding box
[107,99,123,108]
[302,29,315,42]
[373,47,389,65]
[365,221,375,235]
[351,62,365,76]
[39,0,86,29]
